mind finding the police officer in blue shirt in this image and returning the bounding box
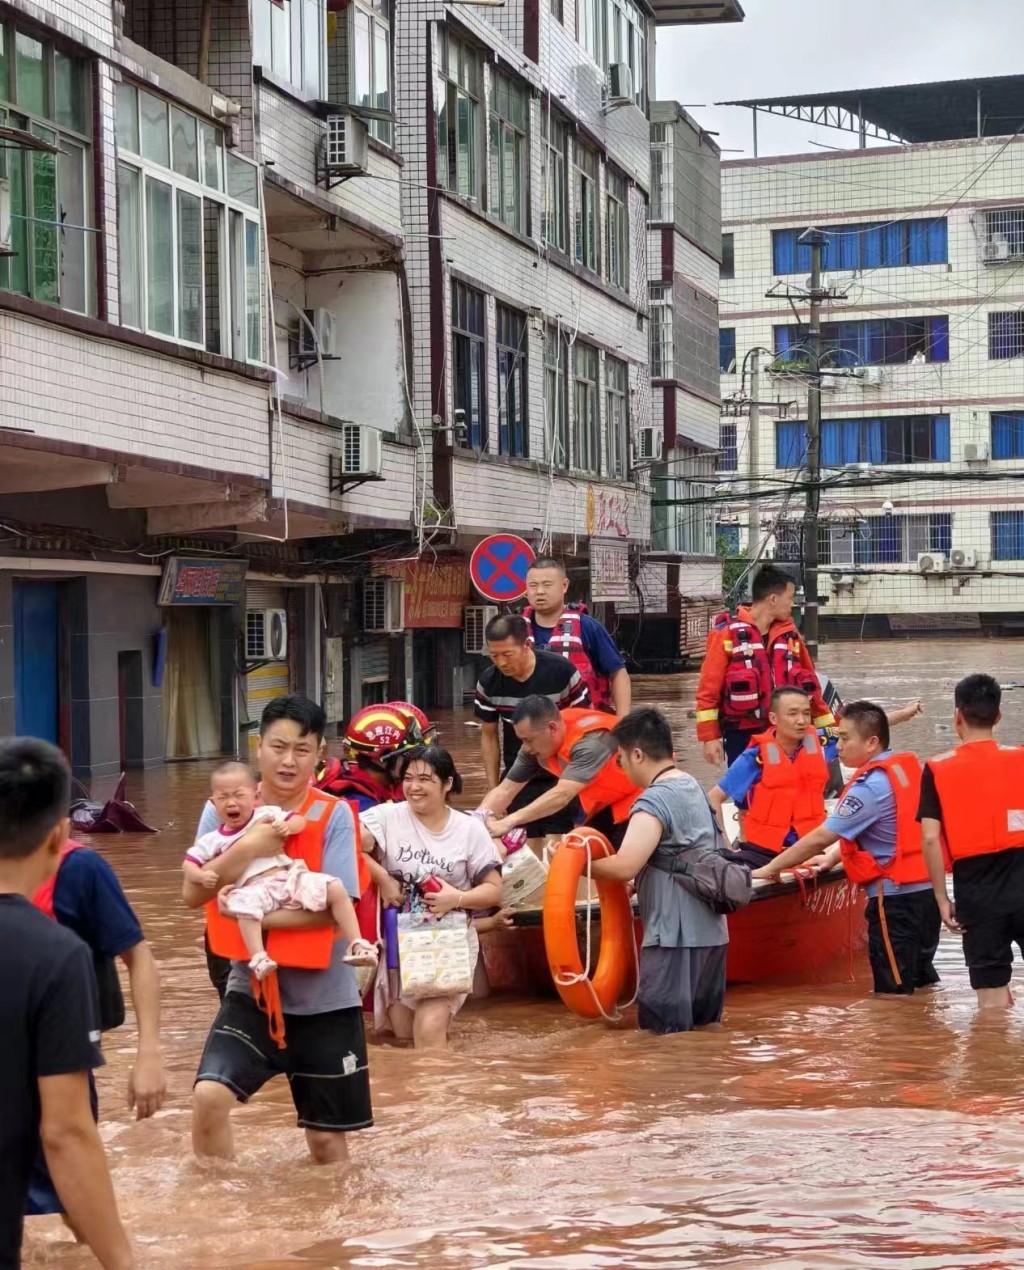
[752,700,941,995]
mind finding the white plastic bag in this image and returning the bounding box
[397,910,474,999]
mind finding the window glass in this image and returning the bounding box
[117,82,139,154]
[200,121,222,190]
[497,304,527,458]
[245,219,261,362]
[15,33,45,117]
[117,163,143,329]
[145,177,175,335]
[54,52,85,131]
[176,189,203,344]
[226,151,259,207]
[140,91,170,167]
[171,107,200,182]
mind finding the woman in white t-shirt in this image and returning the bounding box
[360,746,502,1049]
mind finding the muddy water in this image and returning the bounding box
[24,639,1024,1269]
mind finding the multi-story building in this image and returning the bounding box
[718,77,1024,637]
[633,100,724,666]
[0,0,744,776]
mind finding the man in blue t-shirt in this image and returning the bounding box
[522,556,630,714]
[750,700,941,995]
[27,841,165,1220]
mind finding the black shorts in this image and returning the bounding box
[195,992,373,1133]
[865,889,941,995]
[961,909,1024,990]
[509,775,578,837]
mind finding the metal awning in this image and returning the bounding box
[719,74,1024,147]
[647,0,744,25]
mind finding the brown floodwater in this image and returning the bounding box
[23,639,1024,1269]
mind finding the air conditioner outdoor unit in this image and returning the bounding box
[856,366,886,386]
[338,423,384,478]
[983,236,1012,262]
[633,425,664,463]
[830,571,856,588]
[607,63,633,103]
[0,178,10,255]
[298,308,335,361]
[246,608,288,660]
[325,113,369,175]
[950,549,979,569]
[917,552,947,574]
[363,577,403,633]
[464,605,498,655]
[964,442,990,463]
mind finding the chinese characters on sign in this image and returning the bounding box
[158,557,248,606]
[586,486,631,539]
[375,558,471,628]
[590,539,631,603]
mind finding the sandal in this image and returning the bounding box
[344,938,380,968]
[248,951,278,981]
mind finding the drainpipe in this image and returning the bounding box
[197,0,213,83]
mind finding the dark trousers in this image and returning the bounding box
[723,728,756,766]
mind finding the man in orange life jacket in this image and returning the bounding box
[708,686,836,870]
[919,673,1024,1011]
[477,696,640,849]
[185,695,372,1164]
[696,564,835,768]
[522,556,631,715]
[751,700,941,996]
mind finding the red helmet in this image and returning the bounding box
[388,700,438,744]
[343,704,425,766]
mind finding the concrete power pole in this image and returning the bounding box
[798,227,830,663]
[746,349,760,561]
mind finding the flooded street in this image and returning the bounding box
[24,638,1024,1270]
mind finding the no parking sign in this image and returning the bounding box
[469,534,535,603]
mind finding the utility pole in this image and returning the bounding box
[746,349,760,561]
[798,227,830,662]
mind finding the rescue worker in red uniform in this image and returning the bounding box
[708,686,834,870]
[314,702,434,812]
[478,697,640,848]
[752,700,941,995]
[522,555,631,715]
[919,673,1024,1011]
[696,564,835,768]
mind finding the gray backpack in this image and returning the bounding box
[647,799,753,915]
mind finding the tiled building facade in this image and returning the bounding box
[0,0,742,774]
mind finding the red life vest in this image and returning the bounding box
[523,605,612,710]
[741,727,829,854]
[32,841,85,916]
[540,708,639,824]
[711,610,819,731]
[314,755,400,807]
[836,752,929,887]
[927,739,1024,862]
[206,788,362,968]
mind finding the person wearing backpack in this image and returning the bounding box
[588,708,729,1034]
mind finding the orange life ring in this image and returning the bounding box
[542,828,636,1019]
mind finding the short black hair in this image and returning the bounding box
[260,695,326,740]
[751,564,796,603]
[398,745,463,797]
[528,555,566,575]
[485,613,530,645]
[612,708,674,761]
[512,694,560,727]
[841,700,890,751]
[210,760,256,785]
[0,738,71,860]
[955,673,1001,728]
[770,686,809,712]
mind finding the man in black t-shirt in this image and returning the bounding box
[475,612,589,843]
[0,738,132,1270]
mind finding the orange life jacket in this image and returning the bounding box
[741,727,829,854]
[927,739,1024,862]
[836,752,929,887]
[205,788,365,968]
[32,841,84,916]
[540,708,639,824]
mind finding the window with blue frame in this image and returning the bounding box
[774,317,949,367]
[716,524,740,554]
[772,218,947,276]
[719,421,737,471]
[992,411,1024,458]
[854,513,951,564]
[988,311,1024,360]
[776,415,950,469]
[719,327,737,373]
[993,511,1024,560]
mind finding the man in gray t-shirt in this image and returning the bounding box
[591,708,729,1034]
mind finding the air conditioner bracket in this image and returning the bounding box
[327,456,385,496]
